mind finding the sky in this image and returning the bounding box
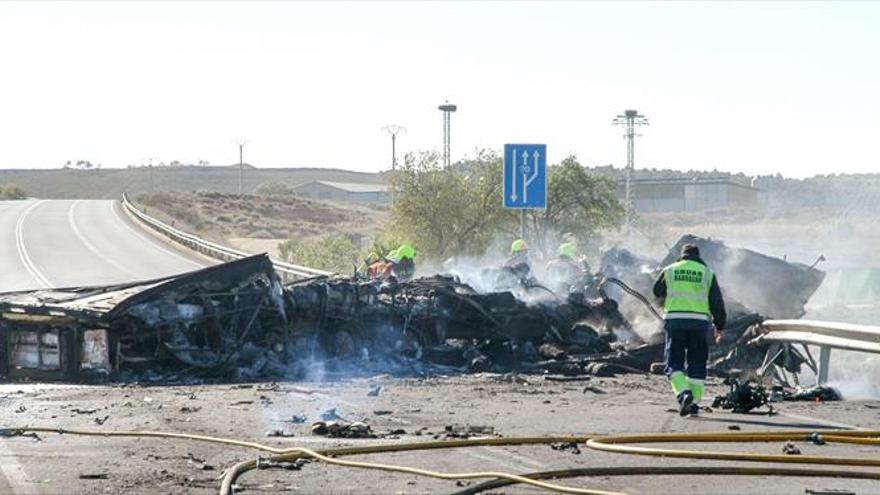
[0,1,878,178]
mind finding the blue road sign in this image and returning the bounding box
[503,144,546,209]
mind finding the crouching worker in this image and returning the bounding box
[388,244,416,282]
[359,252,382,279]
[653,243,726,416]
[546,242,584,295]
[504,239,531,279]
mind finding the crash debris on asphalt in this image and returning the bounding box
[0,236,827,393]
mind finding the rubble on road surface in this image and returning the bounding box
[550,441,582,454]
[0,236,827,386]
[711,377,774,414]
[310,420,376,438]
[443,424,495,438]
[711,377,842,415]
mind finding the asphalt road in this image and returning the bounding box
[0,199,208,292]
[2,375,879,495]
[0,199,209,493]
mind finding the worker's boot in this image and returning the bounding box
[687,403,699,415]
[677,390,694,417]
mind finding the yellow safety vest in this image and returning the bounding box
[663,259,713,318]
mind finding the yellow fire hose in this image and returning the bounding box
[5,427,880,495]
[453,466,880,495]
[585,430,880,467]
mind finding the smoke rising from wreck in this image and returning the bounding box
[614,205,880,399]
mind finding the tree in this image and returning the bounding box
[390,150,510,259]
[523,156,624,257]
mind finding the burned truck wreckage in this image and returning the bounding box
[0,236,826,387]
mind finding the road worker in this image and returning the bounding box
[361,251,384,279]
[652,243,726,416]
[504,239,531,279]
[545,242,584,295]
[391,244,416,282]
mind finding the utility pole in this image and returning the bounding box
[235,139,249,194]
[381,125,406,206]
[147,157,156,193]
[612,110,649,225]
[438,101,457,168]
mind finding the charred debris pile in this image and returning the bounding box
[0,235,825,383]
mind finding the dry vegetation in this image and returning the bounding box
[135,191,387,248]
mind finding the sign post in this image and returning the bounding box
[503,144,547,239]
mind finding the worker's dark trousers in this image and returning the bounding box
[664,318,711,380]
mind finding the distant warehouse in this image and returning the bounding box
[292,180,390,205]
[618,175,759,212]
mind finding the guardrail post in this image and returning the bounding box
[817,345,831,385]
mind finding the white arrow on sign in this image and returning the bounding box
[521,150,529,203]
[509,148,518,202]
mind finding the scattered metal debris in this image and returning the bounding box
[265,429,295,438]
[79,473,109,480]
[256,458,308,471]
[550,441,582,454]
[782,441,802,455]
[287,414,308,424]
[444,425,495,438]
[310,421,375,439]
[0,237,828,387]
[711,377,774,415]
[784,385,842,402]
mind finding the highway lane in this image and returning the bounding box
[0,199,209,292]
[0,199,211,492]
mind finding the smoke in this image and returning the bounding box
[618,203,880,398]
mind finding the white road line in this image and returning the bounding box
[0,445,37,495]
[14,200,52,288]
[68,200,141,279]
[481,446,548,470]
[108,201,203,269]
[780,411,862,430]
[462,448,525,471]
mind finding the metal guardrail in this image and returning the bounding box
[121,194,333,280]
[755,319,880,385]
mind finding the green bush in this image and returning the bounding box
[0,184,27,200]
[278,234,362,274]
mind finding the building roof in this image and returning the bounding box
[620,176,758,191]
[295,180,389,193]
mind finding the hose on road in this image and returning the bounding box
[2,427,612,495]
[453,465,880,495]
[4,427,880,495]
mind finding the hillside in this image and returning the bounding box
[0,166,383,199]
[133,191,387,258]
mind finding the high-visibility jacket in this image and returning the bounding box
[663,259,713,318]
[367,260,389,279]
